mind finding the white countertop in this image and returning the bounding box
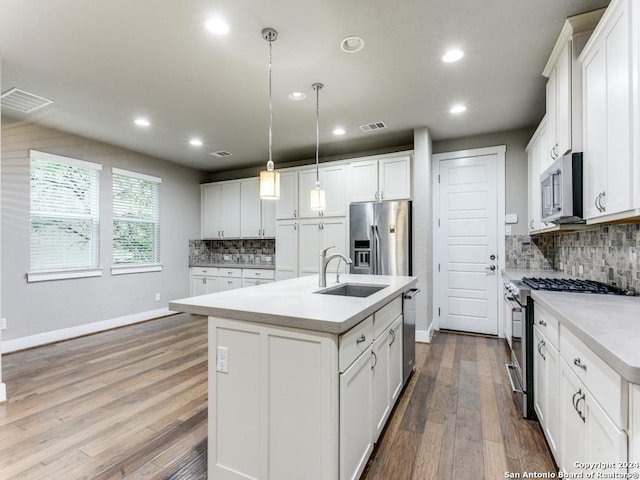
[190,263,275,270]
[502,269,575,282]
[169,274,418,334]
[532,291,640,384]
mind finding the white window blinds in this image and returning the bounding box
[112,168,161,265]
[30,150,101,272]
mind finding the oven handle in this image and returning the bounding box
[505,363,523,394]
[503,294,523,312]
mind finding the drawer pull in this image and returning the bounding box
[537,339,546,360]
[389,328,396,346]
[356,334,367,344]
[573,358,587,371]
[538,319,547,326]
[371,351,377,370]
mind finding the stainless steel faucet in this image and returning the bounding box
[319,246,353,287]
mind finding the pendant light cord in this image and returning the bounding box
[313,83,323,185]
[267,40,274,171]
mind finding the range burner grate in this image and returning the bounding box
[522,277,634,296]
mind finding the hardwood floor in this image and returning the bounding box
[0,314,555,480]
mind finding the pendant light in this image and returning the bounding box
[259,27,280,200]
[310,82,326,211]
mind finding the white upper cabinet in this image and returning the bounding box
[276,170,299,220]
[240,177,276,238]
[349,156,411,203]
[580,0,638,223]
[527,118,547,233]
[542,8,605,162]
[299,165,347,218]
[201,181,241,239]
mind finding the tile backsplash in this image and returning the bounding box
[506,223,640,292]
[189,239,275,265]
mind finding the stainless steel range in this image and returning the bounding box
[503,276,633,420]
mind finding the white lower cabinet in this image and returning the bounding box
[190,267,219,296]
[208,295,405,480]
[533,325,560,462]
[560,361,627,476]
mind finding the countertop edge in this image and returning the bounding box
[531,291,640,385]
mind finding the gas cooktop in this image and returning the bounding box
[522,277,634,296]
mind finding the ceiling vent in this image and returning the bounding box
[1,88,54,113]
[359,121,387,132]
[210,151,233,158]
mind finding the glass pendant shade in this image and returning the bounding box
[260,167,280,199]
[310,183,326,211]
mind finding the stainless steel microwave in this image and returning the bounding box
[540,152,583,224]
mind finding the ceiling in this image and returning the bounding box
[0,0,611,173]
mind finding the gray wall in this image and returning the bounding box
[0,59,4,400]
[1,122,205,342]
[433,126,535,236]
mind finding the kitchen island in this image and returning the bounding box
[169,273,417,480]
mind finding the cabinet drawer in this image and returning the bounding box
[373,296,402,339]
[191,267,218,276]
[339,316,374,372]
[242,268,275,280]
[241,278,274,288]
[219,277,242,291]
[560,328,627,428]
[534,303,559,350]
[219,268,242,278]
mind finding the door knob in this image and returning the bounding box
[485,265,496,271]
[489,254,496,260]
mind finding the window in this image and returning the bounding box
[29,150,101,279]
[112,168,161,270]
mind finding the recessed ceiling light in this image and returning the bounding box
[449,104,466,114]
[205,18,230,35]
[189,138,203,147]
[340,36,365,53]
[333,127,346,135]
[442,49,465,63]
[134,117,150,127]
[288,91,306,101]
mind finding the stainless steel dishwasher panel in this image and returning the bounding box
[403,288,419,385]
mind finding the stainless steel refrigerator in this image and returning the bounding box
[350,200,415,384]
[349,200,412,276]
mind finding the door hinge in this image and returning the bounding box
[438,263,440,272]
[438,218,441,227]
[438,174,440,183]
[438,307,441,316]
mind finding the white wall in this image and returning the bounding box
[413,128,433,341]
[0,58,5,402]
[1,122,205,351]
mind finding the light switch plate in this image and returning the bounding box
[216,346,229,373]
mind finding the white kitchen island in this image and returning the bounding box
[169,274,417,480]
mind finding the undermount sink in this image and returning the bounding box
[315,283,387,298]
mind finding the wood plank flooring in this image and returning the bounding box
[0,314,555,480]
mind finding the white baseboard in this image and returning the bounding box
[1,308,173,354]
[0,383,6,403]
[415,323,436,344]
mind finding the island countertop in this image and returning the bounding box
[169,274,418,334]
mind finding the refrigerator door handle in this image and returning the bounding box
[373,224,382,275]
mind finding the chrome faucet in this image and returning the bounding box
[319,246,353,287]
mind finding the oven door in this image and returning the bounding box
[503,293,526,416]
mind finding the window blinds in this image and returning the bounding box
[30,150,101,271]
[112,168,161,265]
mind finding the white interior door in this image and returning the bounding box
[434,148,502,335]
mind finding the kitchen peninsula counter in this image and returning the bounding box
[170,273,417,334]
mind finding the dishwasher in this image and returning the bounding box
[402,288,419,384]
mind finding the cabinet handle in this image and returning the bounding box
[262,229,265,237]
[227,280,233,284]
[375,191,379,200]
[294,223,297,230]
[389,328,396,346]
[218,230,221,237]
[530,220,534,229]
[258,229,261,237]
[538,319,547,326]
[294,209,297,218]
[573,357,587,371]
[356,334,367,344]
[381,191,384,200]
[222,230,225,237]
[550,144,559,160]
[371,351,377,370]
[600,191,606,212]
[595,193,602,212]
[537,339,546,360]
[203,277,207,284]
[573,389,586,422]
[256,280,260,285]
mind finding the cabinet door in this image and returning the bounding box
[533,327,547,427]
[544,340,560,462]
[321,164,347,216]
[298,219,321,275]
[372,332,390,441]
[340,347,373,480]
[276,171,298,220]
[546,67,558,161]
[219,276,241,291]
[261,198,276,238]
[220,182,241,238]
[560,361,587,474]
[388,316,403,404]
[201,184,222,239]
[275,220,298,280]
[527,139,541,233]
[349,160,379,202]
[555,42,572,157]
[321,218,347,274]
[298,169,320,218]
[240,178,262,238]
[191,275,207,296]
[379,156,411,200]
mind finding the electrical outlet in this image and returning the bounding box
[505,225,512,235]
[155,293,161,302]
[1,318,6,330]
[216,346,229,373]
